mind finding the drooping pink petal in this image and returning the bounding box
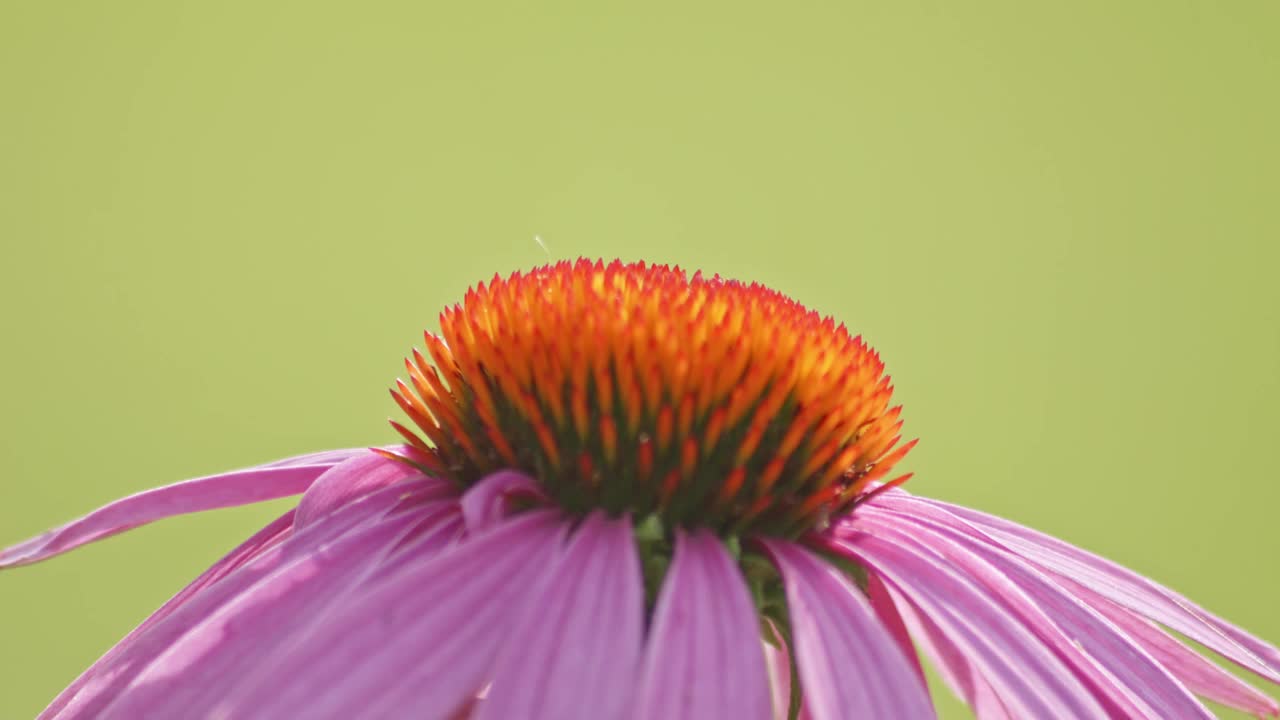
[859,491,1280,715]
[862,555,1010,718]
[637,529,771,720]
[1,457,343,568]
[908,494,1280,685]
[459,470,546,533]
[864,573,926,684]
[760,539,936,720]
[477,512,644,720]
[220,509,569,720]
[880,580,1014,720]
[42,478,434,720]
[832,530,1112,718]
[38,509,295,720]
[293,449,450,528]
[855,505,1213,719]
[96,502,452,719]
[1061,575,1280,718]
[255,447,376,469]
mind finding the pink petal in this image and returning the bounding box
[864,573,926,684]
[863,492,1280,715]
[477,512,644,720]
[637,529,772,720]
[43,478,433,720]
[856,505,1213,719]
[293,449,450,528]
[2,455,344,568]
[222,510,568,720]
[97,502,453,719]
[831,531,1112,718]
[759,539,936,720]
[256,447,375,469]
[911,495,1280,685]
[38,510,295,720]
[459,470,546,533]
[880,581,1014,720]
[135,511,296,630]
[1062,575,1280,718]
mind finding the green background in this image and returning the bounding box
[2,2,1277,717]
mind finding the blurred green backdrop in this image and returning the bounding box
[2,2,1277,717]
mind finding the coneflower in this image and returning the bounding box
[5,259,1277,719]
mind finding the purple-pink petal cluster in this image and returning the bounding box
[4,448,1278,719]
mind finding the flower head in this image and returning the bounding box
[387,258,910,537]
[4,259,1278,720]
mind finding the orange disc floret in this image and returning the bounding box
[386,259,913,538]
